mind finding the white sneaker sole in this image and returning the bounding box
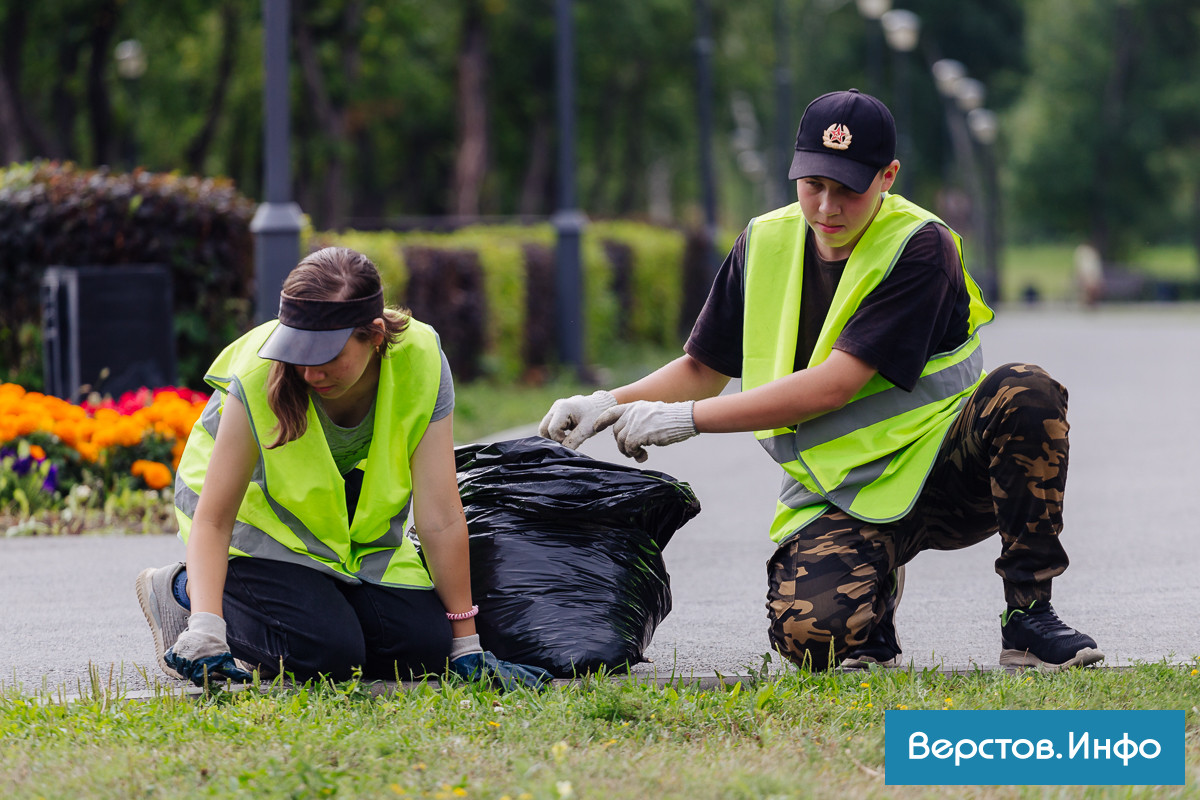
[999,646,1105,673]
[837,654,904,671]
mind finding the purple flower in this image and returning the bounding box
[11,455,33,477]
[42,463,59,493]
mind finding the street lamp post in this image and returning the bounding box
[553,0,585,373]
[694,0,719,278]
[948,79,997,303]
[967,107,1001,303]
[250,0,304,324]
[953,77,986,114]
[880,9,919,197]
[772,0,793,209]
[931,58,995,304]
[696,0,720,278]
[855,0,891,97]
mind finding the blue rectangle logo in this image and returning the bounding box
[885,710,1185,785]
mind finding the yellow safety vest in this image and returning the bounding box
[174,318,443,587]
[742,194,994,543]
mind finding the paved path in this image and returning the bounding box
[2,305,1198,694]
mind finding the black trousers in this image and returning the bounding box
[222,556,452,682]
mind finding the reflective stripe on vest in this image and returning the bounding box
[742,194,994,543]
[174,318,442,587]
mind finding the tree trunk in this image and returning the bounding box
[0,6,27,162]
[585,74,622,212]
[452,0,488,217]
[518,116,552,216]
[294,1,364,229]
[85,1,119,167]
[0,4,54,160]
[616,61,648,215]
[1193,179,1200,281]
[0,70,22,164]
[185,2,240,173]
[50,39,85,160]
[1093,3,1136,261]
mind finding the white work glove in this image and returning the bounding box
[449,633,485,660]
[538,390,617,449]
[164,611,253,686]
[593,400,697,463]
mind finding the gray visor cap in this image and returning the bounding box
[257,324,356,366]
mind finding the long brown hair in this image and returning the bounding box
[265,247,409,449]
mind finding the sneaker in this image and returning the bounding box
[135,563,189,680]
[999,600,1104,671]
[838,649,903,671]
[839,566,904,671]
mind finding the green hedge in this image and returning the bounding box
[0,161,256,390]
[590,220,686,347]
[312,220,692,382]
[0,165,699,391]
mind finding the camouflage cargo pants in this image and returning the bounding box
[766,363,1071,670]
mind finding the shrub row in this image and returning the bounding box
[0,161,256,390]
[310,220,714,383]
[1,161,712,391]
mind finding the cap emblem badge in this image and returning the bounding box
[822,123,852,150]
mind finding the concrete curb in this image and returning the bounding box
[30,661,1179,708]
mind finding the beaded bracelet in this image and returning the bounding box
[445,605,479,621]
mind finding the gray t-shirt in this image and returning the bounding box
[316,349,455,475]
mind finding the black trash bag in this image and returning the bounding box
[454,436,701,678]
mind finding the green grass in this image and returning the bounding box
[2,663,1198,799]
[999,243,1198,303]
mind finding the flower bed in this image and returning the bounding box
[0,383,207,535]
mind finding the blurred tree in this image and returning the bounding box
[452,0,487,217]
[294,0,366,229]
[479,0,555,217]
[182,2,244,174]
[481,0,702,222]
[1,0,1195,262]
[901,0,1025,206]
[1134,0,1200,273]
[341,2,459,222]
[1009,0,1200,264]
[1,0,122,164]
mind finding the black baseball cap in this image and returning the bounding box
[257,289,384,366]
[788,89,896,194]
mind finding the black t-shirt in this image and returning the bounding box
[684,222,970,392]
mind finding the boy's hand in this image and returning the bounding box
[538,390,617,449]
[594,400,697,462]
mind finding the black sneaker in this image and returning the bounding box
[999,600,1104,671]
[838,566,904,671]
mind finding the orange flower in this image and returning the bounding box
[0,382,27,400]
[29,445,46,461]
[1,383,208,469]
[76,442,101,463]
[171,438,188,471]
[131,459,173,490]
